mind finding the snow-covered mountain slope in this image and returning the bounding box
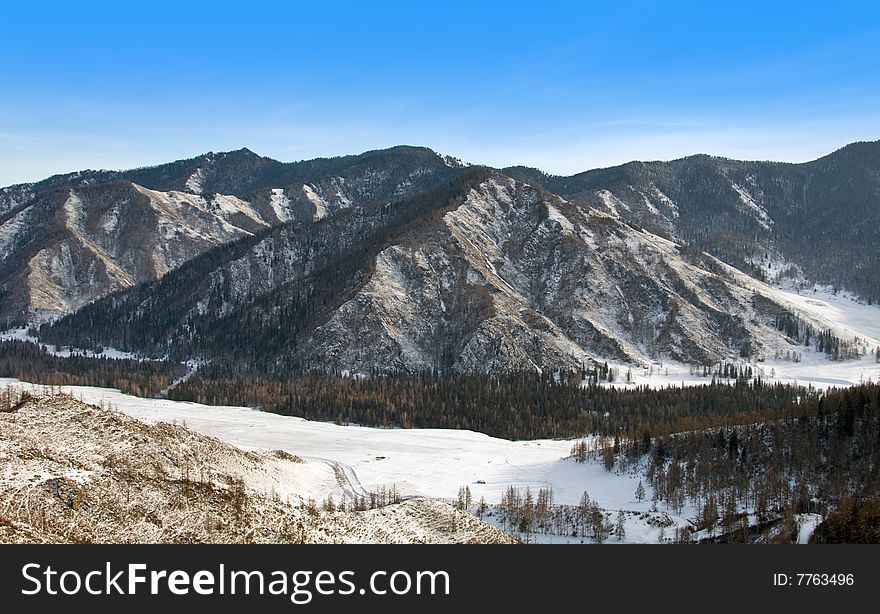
[0,391,514,544]
[0,184,34,217]
[9,142,880,374]
[303,173,870,373]
[39,169,876,374]
[508,140,880,302]
[0,379,746,544]
[0,146,460,324]
[0,183,263,323]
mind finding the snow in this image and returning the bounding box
[1,377,706,542]
[596,189,630,217]
[329,177,352,208]
[269,188,290,222]
[545,203,575,233]
[0,188,30,217]
[130,183,270,244]
[101,208,119,233]
[62,190,84,230]
[132,184,247,240]
[638,191,661,216]
[575,281,880,392]
[302,184,328,220]
[435,150,470,168]
[211,194,267,226]
[359,247,430,366]
[2,394,513,543]
[185,168,205,194]
[0,378,617,504]
[796,513,823,544]
[730,181,772,230]
[49,191,134,290]
[443,178,525,297]
[0,207,30,259]
[5,291,867,543]
[773,286,880,342]
[650,184,679,218]
[0,327,143,361]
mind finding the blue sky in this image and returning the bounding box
[2,1,879,185]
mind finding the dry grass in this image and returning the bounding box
[0,393,514,544]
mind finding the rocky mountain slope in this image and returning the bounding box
[39,169,867,374]
[0,391,513,543]
[507,140,880,301]
[0,147,460,324]
[297,173,873,372]
[5,142,879,374]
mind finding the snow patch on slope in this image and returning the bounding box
[0,327,143,360]
[269,188,290,222]
[650,184,679,218]
[185,168,205,194]
[131,184,254,240]
[545,202,575,233]
[211,194,268,226]
[638,191,661,216]
[329,177,352,208]
[730,182,772,230]
[101,208,119,233]
[57,190,133,286]
[596,189,630,217]
[302,184,328,220]
[0,207,30,259]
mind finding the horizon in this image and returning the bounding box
[5,138,880,188]
[2,1,880,186]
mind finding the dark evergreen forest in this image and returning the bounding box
[572,383,880,543]
[0,340,184,397]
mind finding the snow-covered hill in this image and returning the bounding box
[5,379,836,544]
[5,142,880,377]
[0,391,514,544]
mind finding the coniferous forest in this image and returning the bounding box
[572,383,880,542]
[167,369,814,440]
[0,340,185,397]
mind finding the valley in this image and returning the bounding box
[2,142,879,544]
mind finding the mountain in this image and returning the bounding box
[0,146,461,324]
[38,168,867,375]
[4,141,878,375]
[506,140,880,301]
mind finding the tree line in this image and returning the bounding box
[0,340,185,397]
[169,368,813,440]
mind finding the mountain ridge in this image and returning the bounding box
[3,141,879,376]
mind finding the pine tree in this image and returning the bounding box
[590,503,608,543]
[577,491,591,537]
[701,496,719,536]
[457,485,472,511]
[635,480,646,502]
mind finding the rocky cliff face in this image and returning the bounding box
[509,140,880,301]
